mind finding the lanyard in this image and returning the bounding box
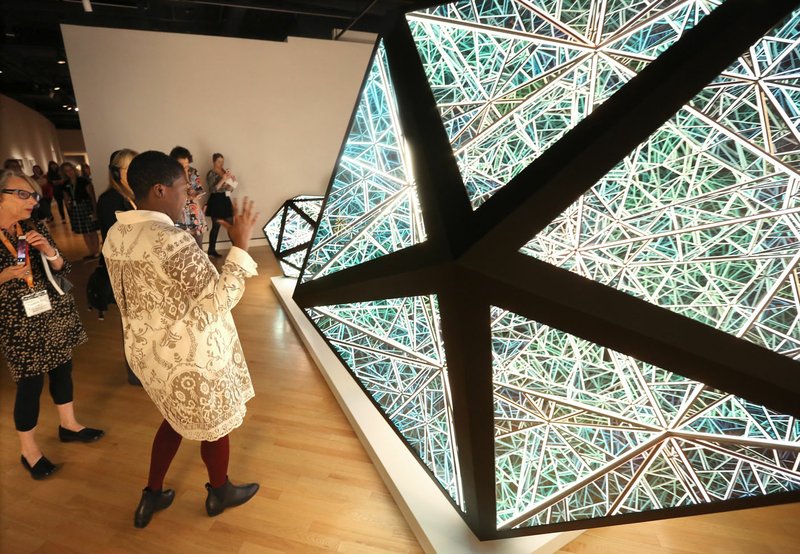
[0,223,33,289]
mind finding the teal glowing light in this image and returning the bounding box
[302,41,426,283]
[522,11,800,358]
[305,296,463,507]
[493,307,800,528]
[408,0,722,209]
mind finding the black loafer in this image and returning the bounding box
[21,455,59,480]
[134,488,175,528]
[59,426,105,443]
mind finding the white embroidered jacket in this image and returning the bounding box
[103,210,257,440]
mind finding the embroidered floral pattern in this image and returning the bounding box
[103,211,257,441]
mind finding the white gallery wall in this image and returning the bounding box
[58,129,87,155]
[0,94,63,173]
[62,24,374,243]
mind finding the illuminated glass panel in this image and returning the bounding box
[264,195,324,278]
[305,296,463,507]
[492,307,800,529]
[301,41,427,283]
[408,0,721,209]
[522,11,800,358]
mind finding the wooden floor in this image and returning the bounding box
[1,223,798,554]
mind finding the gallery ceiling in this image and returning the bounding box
[0,0,423,129]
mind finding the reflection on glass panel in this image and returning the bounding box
[492,307,800,529]
[523,10,800,358]
[408,0,721,209]
[301,41,427,283]
[263,195,324,278]
[305,296,463,508]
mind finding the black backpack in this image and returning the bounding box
[87,265,115,320]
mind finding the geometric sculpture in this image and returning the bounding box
[263,195,323,277]
[294,0,800,540]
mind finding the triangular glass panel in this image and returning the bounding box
[408,0,719,208]
[305,296,463,508]
[301,41,426,283]
[524,25,800,357]
[493,308,800,529]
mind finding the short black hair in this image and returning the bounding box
[169,146,193,163]
[127,151,185,201]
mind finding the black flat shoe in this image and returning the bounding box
[207,251,221,258]
[134,488,175,528]
[21,455,58,480]
[59,426,105,443]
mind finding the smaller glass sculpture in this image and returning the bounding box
[263,195,324,277]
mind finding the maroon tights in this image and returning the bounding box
[147,419,230,490]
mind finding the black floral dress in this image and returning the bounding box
[0,220,87,382]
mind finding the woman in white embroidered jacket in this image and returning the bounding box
[102,151,261,529]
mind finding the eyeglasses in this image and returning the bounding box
[1,189,42,202]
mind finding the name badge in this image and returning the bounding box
[22,290,52,317]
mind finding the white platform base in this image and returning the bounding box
[271,277,582,553]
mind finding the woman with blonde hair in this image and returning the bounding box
[97,149,137,242]
[0,170,104,480]
[96,149,140,385]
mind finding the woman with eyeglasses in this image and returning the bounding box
[0,170,104,481]
[60,161,100,259]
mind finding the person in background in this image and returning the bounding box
[97,150,137,250]
[103,151,260,529]
[0,170,104,481]
[60,162,100,259]
[81,164,93,182]
[205,153,235,258]
[46,161,67,224]
[96,148,140,386]
[169,146,206,249]
[31,165,53,222]
[3,159,23,172]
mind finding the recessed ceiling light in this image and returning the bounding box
[53,86,61,91]
[62,104,68,108]
[57,60,66,65]
[74,107,79,112]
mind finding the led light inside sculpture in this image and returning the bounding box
[493,308,800,528]
[301,41,427,283]
[522,10,800,359]
[407,0,724,209]
[294,0,800,540]
[306,295,463,507]
[263,195,323,277]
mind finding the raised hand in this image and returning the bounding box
[218,197,260,252]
